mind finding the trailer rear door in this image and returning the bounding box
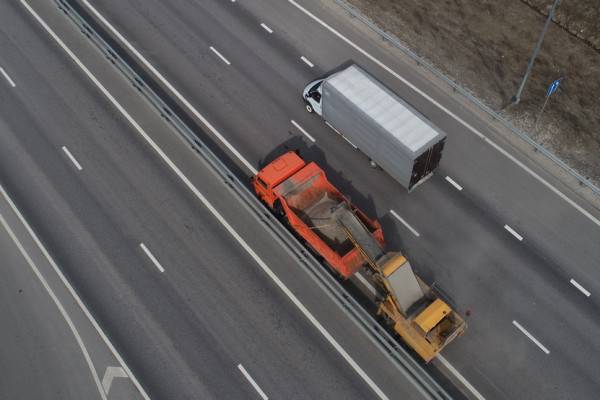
[409,137,446,190]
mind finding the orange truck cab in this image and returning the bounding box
[252,151,384,278]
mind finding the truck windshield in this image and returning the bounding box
[309,81,322,94]
[257,177,268,188]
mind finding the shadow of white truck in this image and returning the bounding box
[303,64,446,191]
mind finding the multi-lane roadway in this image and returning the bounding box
[0,0,443,398]
[1,0,599,399]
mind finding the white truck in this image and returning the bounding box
[303,64,446,191]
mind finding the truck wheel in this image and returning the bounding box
[305,103,314,113]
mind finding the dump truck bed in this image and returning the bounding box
[297,192,354,255]
[271,159,384,278]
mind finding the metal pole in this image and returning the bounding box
[512,0,561,104]
[535,94,550,130]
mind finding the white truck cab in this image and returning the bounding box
[302,79,324,116]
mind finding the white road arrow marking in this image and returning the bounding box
[102,366,128,394]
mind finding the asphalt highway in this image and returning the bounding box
[2,0,600,399]
[0,211,104,400]
[55,0,600,399]
[0,0,439,399]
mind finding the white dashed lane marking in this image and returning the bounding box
[237,364,269,400]
[61,146,83,171]
[0,67,16,87]
[260,23,273,34]
[300,56,314,68]
[209,46,231,65]
[291,120,315,142]
[390,210,420,237]
[504,225,523,241]
[445,176,463,191]
[570,279,591,297]
[512,320,550,354]
[139,243,165,273]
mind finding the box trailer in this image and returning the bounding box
[303,64,446,190]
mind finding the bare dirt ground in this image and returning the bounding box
[343,0,600,187]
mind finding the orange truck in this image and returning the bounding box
[253,151,465,362]
[252,151,384,279]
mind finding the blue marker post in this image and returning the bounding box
[535,77,563,131]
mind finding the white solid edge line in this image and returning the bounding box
[140,243,165,273]
[260,23,273,34]
[570,278,591,297]
[390,209,420,237]
[62,146,83,171]
[512,320,550,354]
[503,224,523,241]
[436,355,486,400]
[209,46,231,65]
[300,56,314,68]
[0,67,16,87]
[23,3,388,398]
[291,119,316,142]
[78,0,257,175]
[445,176,463,191]
[0,214,108,400]
[16,2,151,399]
[237,364,269,400]
[286,0,600,230]
[355,272,377,296]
